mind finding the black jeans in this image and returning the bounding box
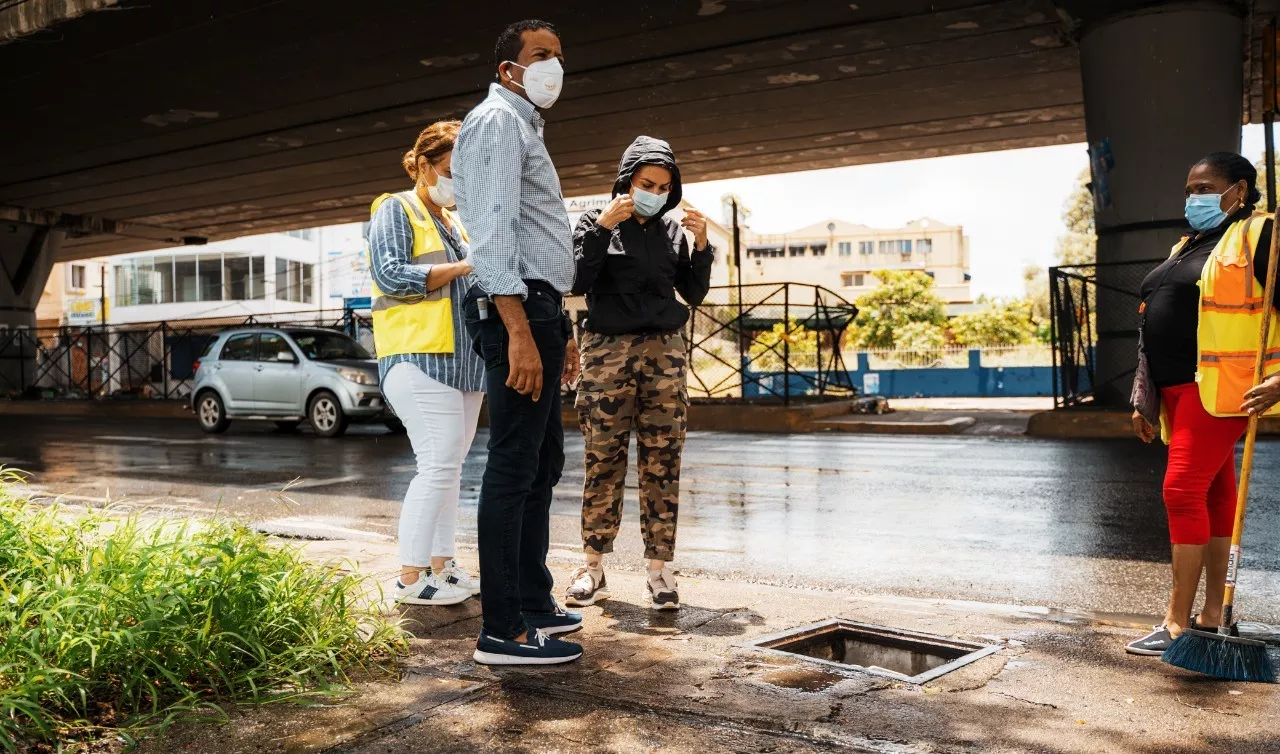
[464,281,568,639]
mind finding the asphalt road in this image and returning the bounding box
[7,413,1280,622]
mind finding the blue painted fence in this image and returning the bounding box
[744,350,1078,399]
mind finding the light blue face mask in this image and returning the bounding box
[631,188,668,217]
[1185,193,1230,232]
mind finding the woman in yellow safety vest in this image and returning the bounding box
[369,121,486,607]
[1126,152,1280,656]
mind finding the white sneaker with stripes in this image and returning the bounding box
[394,570,470,606]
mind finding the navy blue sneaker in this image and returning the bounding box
[473,629,583,666]
[524,603,583,636]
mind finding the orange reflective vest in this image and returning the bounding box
[1158,214,1280,442]
[368,191,468,357]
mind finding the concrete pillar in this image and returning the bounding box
[1079,3,1243,405]
[0,221,62,392]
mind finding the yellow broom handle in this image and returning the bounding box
[1225,212,1280,621]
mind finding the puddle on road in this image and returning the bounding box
[757,667,845,693]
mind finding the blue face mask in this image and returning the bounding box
[1185,193,1229,232]
[631,188,668,217]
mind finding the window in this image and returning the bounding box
[258,333,293,362]
[925,271,936,279]
[918,239,933,255]
[789,245,806,257]
[854,273,865,287]
[840,272,854,287]
[878,240,892,254]
[288,330,371,361]
[810,243,827,257]
[224,254,253,300]
[70,265,87,290]
[220,334,257,361]
[284,228,316,242]
[838,242,852,257]
[275,259,313,302]
[174,254,200,303]
[859,241,874,255]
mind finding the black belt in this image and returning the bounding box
[524,279,563,305]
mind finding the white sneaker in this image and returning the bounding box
[437,559,481,596]
[395,570,470,606]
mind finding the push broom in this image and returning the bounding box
[1161,213,1279,684]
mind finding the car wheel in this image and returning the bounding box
[384,417,407,434]
[308,390,349,438]
[196,391,231,434]
[273,420,301,432]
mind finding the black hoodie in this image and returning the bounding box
[570,135,714,335]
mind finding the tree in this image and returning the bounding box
[1254,157,1279,212]
[950,297,1038,347]
[1055,167,1096,265]
[850,270,947,349]
[748,319,816,371]
[1024,167,1096,324]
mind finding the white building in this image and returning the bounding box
[742,217,972,308]
[106,224,367,325]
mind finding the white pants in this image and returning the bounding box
[382,362,484,567]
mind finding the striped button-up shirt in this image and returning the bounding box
[454,83,574,298]
[367,197,485,393]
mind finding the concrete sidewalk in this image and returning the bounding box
[137,537,1280,754]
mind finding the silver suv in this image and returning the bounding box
[191,327,398,437]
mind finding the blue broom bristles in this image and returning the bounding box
[1162,630,1276,683]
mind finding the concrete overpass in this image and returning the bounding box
[1,0,1276,402]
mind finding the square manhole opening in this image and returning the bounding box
[747,619,1000,684]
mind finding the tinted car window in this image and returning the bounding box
[258,333,292,361]
[288,330,371,361]
[220,334,257,361]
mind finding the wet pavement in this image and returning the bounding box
[6,414,1280,622]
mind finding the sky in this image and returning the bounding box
[679,124,1272,300]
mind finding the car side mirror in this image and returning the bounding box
[278,351,298,363]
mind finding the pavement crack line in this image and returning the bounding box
[987,691,1058,709]
[1175,694,1241,717]
[316,682,497,753]
[497,676,894,752]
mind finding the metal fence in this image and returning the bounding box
[2,283,858,404]
[0,310,372,401]
[847,344,1053,370]
[1049,260,1161,408]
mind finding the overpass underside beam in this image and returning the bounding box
[0,0,118,44]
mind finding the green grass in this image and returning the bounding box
[0,473,407,749]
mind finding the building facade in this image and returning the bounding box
[106,225,366,325]
[35,259,111,328]
[741,217,971,307]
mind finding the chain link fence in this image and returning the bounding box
[1049,260,1161,408]
[0,311,372,401]
[3,284,857,405]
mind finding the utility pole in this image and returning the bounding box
[99,264,107,325]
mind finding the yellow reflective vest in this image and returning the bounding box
[368,191,469,357]
[1157,213,1280,442]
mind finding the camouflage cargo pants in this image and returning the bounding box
[576,331,688,562]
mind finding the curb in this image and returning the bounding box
[1027,409,1280,439]
[811,416,977,435]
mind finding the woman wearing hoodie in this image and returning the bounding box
[564,136,714,611]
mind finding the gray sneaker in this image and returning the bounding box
[646,568,679,611]
[1125,625,1173,656]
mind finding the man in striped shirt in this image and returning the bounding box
[454,19,584,667]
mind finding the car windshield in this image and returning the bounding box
[287,330,371,361]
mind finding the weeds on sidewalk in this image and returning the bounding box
[0,472,407,749]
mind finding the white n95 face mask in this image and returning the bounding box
[428,175,455,209]
[507,58,564,109]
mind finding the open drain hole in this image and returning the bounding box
[747,619,999,684]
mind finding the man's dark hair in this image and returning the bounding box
[1195,151,1262,208]
[495,19,558,77]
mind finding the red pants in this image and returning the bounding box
[1161,384,1246,545]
